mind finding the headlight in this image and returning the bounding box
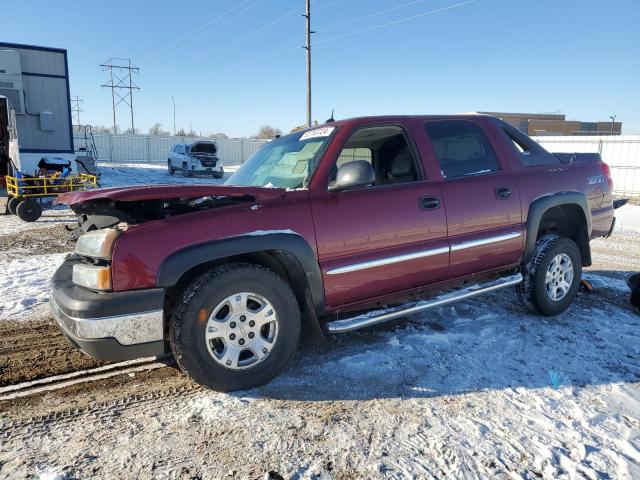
[72,263,112,290]
[75,229,119,259]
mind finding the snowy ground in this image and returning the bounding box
[0,164,639,479]
[0,162,233,321]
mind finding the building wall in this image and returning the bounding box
[480,111,623,136]
[0,42,73,154]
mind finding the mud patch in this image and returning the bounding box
[0,225,72,257]
[0,317,108,386]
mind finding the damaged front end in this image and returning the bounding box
[57,185,286,240]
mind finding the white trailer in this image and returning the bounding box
[0,42,81,176]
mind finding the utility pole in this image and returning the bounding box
[171,96,176,136]
[70,96,83,126]
[100,58,140,133]
[303,0,313,127]
[609,115,616,135]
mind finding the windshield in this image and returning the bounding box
[226,127,335,189]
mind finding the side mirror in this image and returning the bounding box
[328,160,375,192]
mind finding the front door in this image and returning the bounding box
[422,119,523,278]
[310,123,449,309]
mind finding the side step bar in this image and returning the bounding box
[323,273,523,334]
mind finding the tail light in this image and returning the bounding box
[600,162,613,189]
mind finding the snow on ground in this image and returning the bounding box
[0,253,67,319]
[0,164,639,477]
[615,202,640,230]
[3,273,639,479]
[97,161,236,188]
[0,162,236,321]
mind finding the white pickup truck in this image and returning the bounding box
[168,141,224,178]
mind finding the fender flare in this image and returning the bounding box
[156,231,325,314]
[524,192,591,263]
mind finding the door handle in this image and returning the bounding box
[495,187,511,200]
[420,196,440,210]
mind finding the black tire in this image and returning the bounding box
[7,197,21,215]
[181,163,192,177]
[213,168,224,179]
[16,199,42,222]
[168,160,175,174]
[521,235,582,316]
[170,263,301,391]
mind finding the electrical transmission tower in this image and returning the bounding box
[70,96,83,125]
[100,58,140,133]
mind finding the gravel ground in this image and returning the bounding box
[0,166,638,479]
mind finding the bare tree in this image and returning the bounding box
[124,127,139,135]
[252,125,282,139]
[149,123,170,136]
[176,128,187,136]
[208,132,229,140]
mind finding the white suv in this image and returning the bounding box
[168,141,224,178]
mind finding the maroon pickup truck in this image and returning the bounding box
[51,115,615,391]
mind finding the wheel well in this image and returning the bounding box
[537,204,591,266]
[163,250,325,344]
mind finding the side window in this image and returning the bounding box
[425,120,501,179]
[331,125,421,186]
[501,122,560,167]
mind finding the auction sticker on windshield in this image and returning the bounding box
[300,126,335,141]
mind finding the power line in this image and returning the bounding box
[201,9,298,57]
[200,0,349,58]
[315,0,479,46]
[144,0,256,58]
[216,0,478,72]
[316,0,435,34]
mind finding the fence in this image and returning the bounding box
[532,135,640,198]
[75,133,268,167]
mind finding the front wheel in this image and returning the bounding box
[521,236,582,316]
[212,168,224,179]
[170,263,301,391]
[168,160,175,174]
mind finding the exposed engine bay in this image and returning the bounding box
[65,194,255,240]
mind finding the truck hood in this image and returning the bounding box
[57,184,289,238]
[57,184,286,206]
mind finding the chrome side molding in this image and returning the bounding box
[326,231,521,275]
[326,246,449,275]
[450,231,522,252]
[323,273,523,334]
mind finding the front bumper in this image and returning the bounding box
[51,256,167,361]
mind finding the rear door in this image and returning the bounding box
[422,119,523,278]
[310,122,449,308]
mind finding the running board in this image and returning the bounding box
[323,273,523,334]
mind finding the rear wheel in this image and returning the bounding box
[7,197,21,215]
[521,235,582,315]
[16,199,42,222]
[170,263,301,391]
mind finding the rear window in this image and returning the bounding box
[500,122,560,167]
[425,120,501,179]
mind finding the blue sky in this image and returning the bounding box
[3,0,639,136]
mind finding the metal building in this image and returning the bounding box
[0,42,75,175]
